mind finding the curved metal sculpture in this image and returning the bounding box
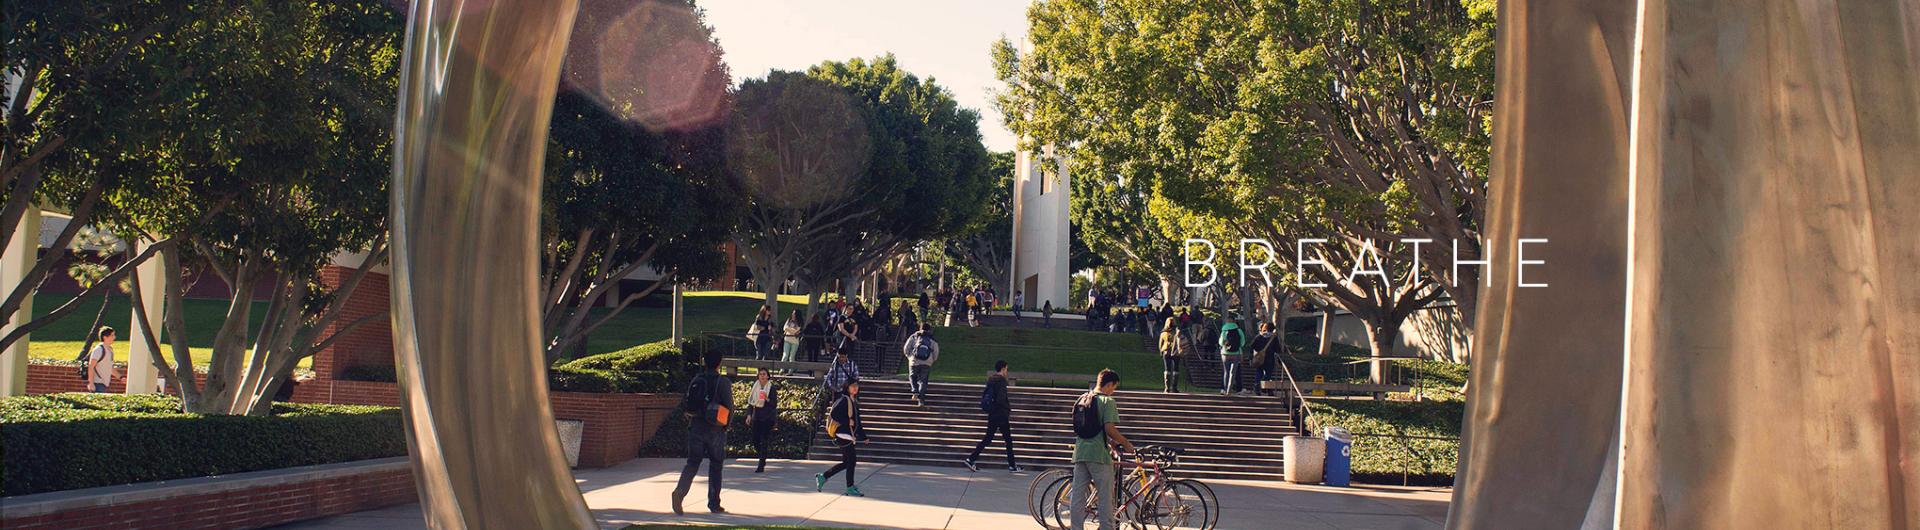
[1457,0,1919,528]
[389,0,594,528]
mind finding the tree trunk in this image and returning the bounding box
[1362,316,1404,385]
[1318,310,1335,356]
[762,262,783,315]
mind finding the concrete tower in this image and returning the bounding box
[1009,144,1071,310]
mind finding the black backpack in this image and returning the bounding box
[912,335,935,361]
[1223,327,1243,352]
[682,374,722,420]
[1072,392,1105,439]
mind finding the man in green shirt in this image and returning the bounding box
[1069,369,1135,530]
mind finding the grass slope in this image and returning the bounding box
[919,325,1160,391]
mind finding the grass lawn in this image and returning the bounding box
[920,325,1161,391]
[22,293,303,369]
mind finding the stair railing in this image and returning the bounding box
[1276,360,1320,434]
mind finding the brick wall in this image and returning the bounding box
[285,379,677,469]
[309,265,393,380]
[0,459,414,530]
[23,363,212,395]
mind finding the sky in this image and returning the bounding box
[700,1,1032,152]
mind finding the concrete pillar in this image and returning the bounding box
[1,207,40,396]
[125,240,164,394]
[670,282,683,345]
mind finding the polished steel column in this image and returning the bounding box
[389,0,591,528]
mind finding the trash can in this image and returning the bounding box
[1283,435,1325,484]
[1323,426,1352,487]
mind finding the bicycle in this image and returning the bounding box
[1026,446,1220,529]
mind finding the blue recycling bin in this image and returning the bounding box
[1323,427,1352,487]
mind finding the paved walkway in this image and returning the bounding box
[279,458,1448,530]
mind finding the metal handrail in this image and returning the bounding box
[1276,360,1320,433]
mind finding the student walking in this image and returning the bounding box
[1158,319,1190,393]
[1218,318,1247,395]
[1012,291,1025,321]
[965,360,1020,472]
[85,327,118,393]
[815,379,871,497]
[1249,322,1281,396]
[671,351,732,515]
[747,370,780,473]
[895,300,918,341]
[902,324,940,406]
[1069,369,1135,530]
[1042,300,1054,328]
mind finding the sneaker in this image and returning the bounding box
[963,459,979,472]
[844,486,866,497]
[815,473,826,492]
[1009,464,1025,473]
[709,505,726,514]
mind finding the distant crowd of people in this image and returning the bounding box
[674,287,1287,529]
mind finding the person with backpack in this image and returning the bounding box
[1218,318,1247,395]
[965,360,1020,472]
[1249,321,1281,396]
[1157,318,1190,393]
[1069,369,1135,530]
[746,370,780,473]
[84,326,119,393]
[902,324,940,406]
[815,378,871,497]
[671,350,733,515]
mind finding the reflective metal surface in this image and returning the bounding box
[1458,0,1920,527]
[389,0,592,528]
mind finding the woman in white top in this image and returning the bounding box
[747,371,780,473]
[781,311,802,363]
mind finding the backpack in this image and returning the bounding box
[1072,392,1106,439]
[74,344,99,380]
[682,374,731,426]
[1222,327,1243,353]
[979,385,994,412]
[912,335,935,361]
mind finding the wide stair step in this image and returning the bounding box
[808,380,1297,481]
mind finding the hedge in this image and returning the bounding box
[640,379,821,460]
[1,394,406,496]
[1305,399,1463,486]
[332,340,696,395]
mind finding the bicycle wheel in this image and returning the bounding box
[1141,480,1211,529]
[1174,479,1220,530]
[1028,469,1071,528]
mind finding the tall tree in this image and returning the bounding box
[107,0,404,415]
[730,56,994,314]
[539,0,737,360]
[994,0,1491,360]
[0,0,236,352]
[936,151,1014,293]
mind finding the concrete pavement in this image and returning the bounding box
[277,458,1449,529]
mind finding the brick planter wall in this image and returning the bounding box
[0,458,414,530]
[285,379,676,468]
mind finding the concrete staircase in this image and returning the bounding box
[809,379,1296,481]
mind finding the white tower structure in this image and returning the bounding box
[1009,144,1071,311]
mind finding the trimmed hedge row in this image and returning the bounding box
[1305,399,1463,486]
[1,394,406,496]
[333,340,697,394]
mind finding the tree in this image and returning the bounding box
[730,56,994,315]
[98,0,404,415]
[0,0,238,354]
[538,0,737,360]
[936,151,1014,292]
[993,0,1491,362]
